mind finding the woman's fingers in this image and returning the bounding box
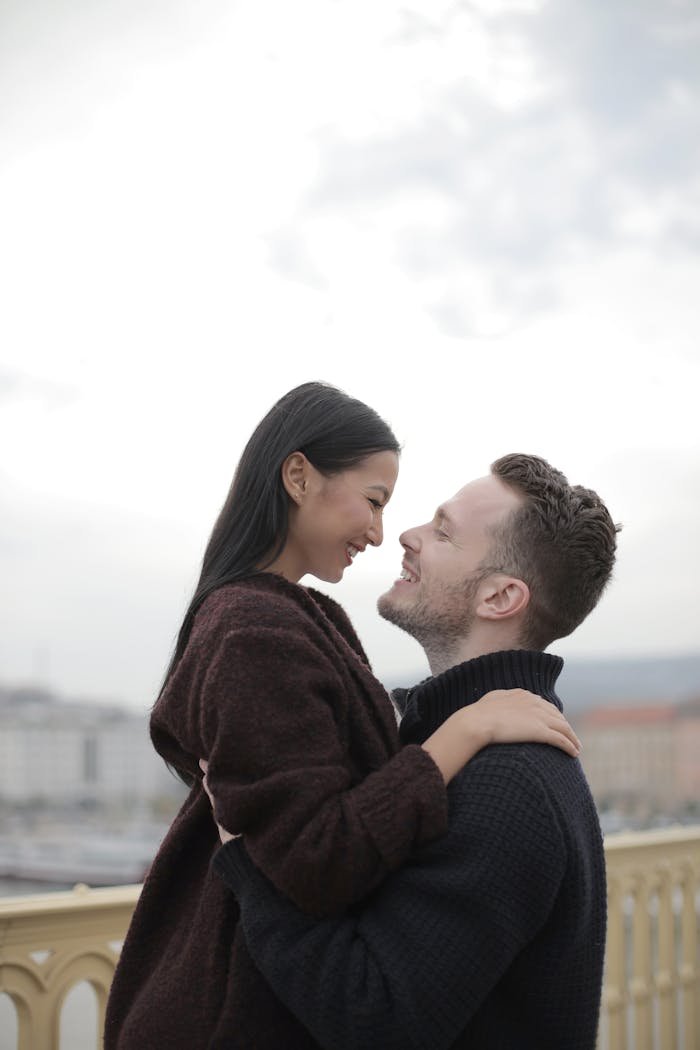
[547,729,581,757]
[529,697,581,751]
[549,712,581,751]
[198,758,241,843]
[540,710,581,754]
[477,690,582,758]
[198,758,215,805]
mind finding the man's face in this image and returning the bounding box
[377,475,523,648]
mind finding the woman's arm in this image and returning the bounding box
[164,589,579,919]
[202,688,580,842]
[190,623,449,917]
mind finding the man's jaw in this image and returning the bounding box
[377,584,455,675]
[379,572,486,677]
[378,560,421,617]
[377,563,423,627]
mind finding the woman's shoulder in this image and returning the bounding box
[305,586,370,664]
[194,574,302,627]
[193,574,344,635]
[192,575,369,664]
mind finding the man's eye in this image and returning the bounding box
[435,528,448,539]
[369,499,383,510]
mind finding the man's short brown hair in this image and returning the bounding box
[488,453,620,649]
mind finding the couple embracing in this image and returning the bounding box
[106,382,618,1050]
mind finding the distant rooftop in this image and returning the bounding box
[582,704,677,728]
[0,682,137,726]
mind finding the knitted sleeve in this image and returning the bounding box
[196,623,448,918]
[213,749,568,1050]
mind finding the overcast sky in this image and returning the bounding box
[1,0,699,710]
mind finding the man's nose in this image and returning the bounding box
[399,524,421,552]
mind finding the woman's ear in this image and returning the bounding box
[476,576,530,621]
[280,452,309,504]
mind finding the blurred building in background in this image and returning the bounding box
[0,684,179,807]
[0,684,186,889]
[578,697,700,821]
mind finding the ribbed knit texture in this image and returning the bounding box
[395,649,564,744]
[215,649,606,1050]
[104,574,447,1050]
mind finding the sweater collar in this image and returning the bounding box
[394,649,564,746]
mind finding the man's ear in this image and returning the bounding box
[280,452,310,503]
[476,575,530,622]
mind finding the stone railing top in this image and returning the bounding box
[603,824,700,852]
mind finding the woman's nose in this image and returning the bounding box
[367,515,384,547]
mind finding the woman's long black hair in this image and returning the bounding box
[160,381,400,703]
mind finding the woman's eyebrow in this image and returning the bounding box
[367,484,390,502]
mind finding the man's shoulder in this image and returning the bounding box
[453,735,585,780]
[446,743,601,846]
[448,742,557,801]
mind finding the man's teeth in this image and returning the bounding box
[400,569,418,583]
[347,545,359,560]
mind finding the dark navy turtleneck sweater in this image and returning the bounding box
[214,650,606,1050]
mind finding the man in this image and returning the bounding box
[207,453,619,1050]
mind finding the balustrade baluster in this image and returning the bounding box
[679,861,698,1050]
[631,873,653,1050]
[605,874,628,1050]
[655,865,677,1049]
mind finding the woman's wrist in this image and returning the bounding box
[421,709,486,785]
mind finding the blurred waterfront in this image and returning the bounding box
[1,654,699,898]
[0,681,187,898]
[0,878,70,895]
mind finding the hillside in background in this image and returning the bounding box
[386,653,700,713]
[3,653,699,721]
[557,653,700,711]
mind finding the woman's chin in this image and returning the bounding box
[308,565,345,585]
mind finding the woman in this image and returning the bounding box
[104,382,578,1050]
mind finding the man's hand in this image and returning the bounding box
[198,759,241,844]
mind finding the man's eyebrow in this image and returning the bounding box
[435,507,456,530]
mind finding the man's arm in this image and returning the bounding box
[213,748,567,1050]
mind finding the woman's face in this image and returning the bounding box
[279,450,400,584]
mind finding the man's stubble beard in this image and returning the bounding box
[377,575,482,666]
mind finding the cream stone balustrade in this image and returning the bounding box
[0,828,698,1050]
[600,826,700,1050]
[0,883,140,1050]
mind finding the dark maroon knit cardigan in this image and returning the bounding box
[104,573,447,1050]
